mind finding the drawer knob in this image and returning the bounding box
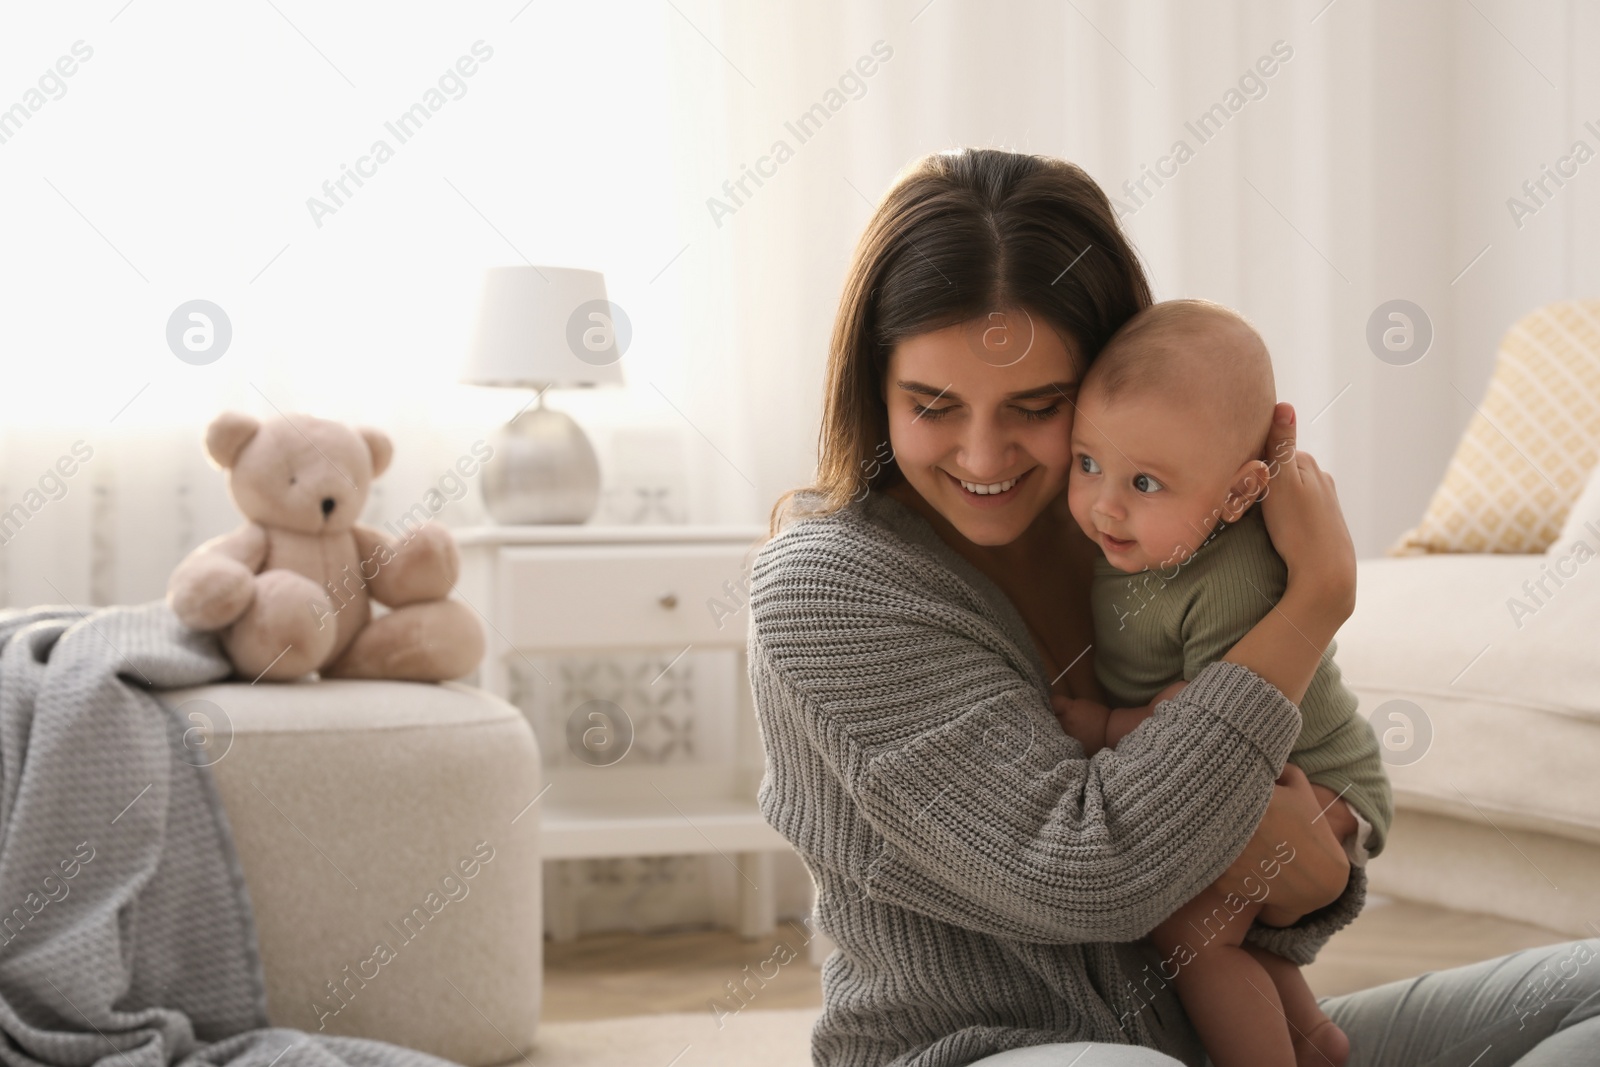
[658,593,679,610]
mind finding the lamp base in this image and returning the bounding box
[481,405,601,524]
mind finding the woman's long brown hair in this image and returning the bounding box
[772,148,1154,534]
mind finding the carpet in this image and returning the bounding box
[500,1008,820,1067]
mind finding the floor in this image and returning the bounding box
[543,893,1576,1021]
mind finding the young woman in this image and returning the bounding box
[747,148,1600,1066]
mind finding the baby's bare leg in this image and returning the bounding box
[1244,945,1350,1067]
[1149,886,1294,1067]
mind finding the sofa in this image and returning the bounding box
[153,679,543,1066]
[1335,550,1600,938]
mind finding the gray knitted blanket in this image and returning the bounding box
[0,601,462,1067]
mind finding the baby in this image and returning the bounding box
[1055,299,1393,1067]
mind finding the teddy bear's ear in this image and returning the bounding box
[205,412,261,470]
[359,426,394,479]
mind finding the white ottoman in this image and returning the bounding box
[155,679,542,1066]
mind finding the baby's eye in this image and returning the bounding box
[1133,473,1164,494]
[1077,455,1101,475]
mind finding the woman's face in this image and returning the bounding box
[883,309,1083,546]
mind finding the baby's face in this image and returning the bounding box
[1067,382,1263,573]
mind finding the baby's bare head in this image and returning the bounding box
[1082,299,1276,465]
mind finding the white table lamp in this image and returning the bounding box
[460,266,626,524]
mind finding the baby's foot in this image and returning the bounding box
[1292,1018,1350,1067]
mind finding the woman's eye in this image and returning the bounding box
[1016,404,1060,421]
[1078,455,1100,475]
[1133,473,1164,493]
[912,404,955,420]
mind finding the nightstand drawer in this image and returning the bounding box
[498,543,753,649]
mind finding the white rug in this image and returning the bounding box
[498,1008,820,1067]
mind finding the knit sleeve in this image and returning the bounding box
[856,664,1305,944]
[749,520,1309,946]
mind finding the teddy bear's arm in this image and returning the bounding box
[167,523,269,631]
[352,522,460,608]
[207,523,270,567]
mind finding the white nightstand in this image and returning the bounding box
[454,524,791,942]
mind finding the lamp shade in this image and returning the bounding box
[459,265,626,388]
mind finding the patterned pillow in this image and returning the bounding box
[1389,301,1600,555]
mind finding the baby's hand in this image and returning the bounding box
[1051,695,1111,755]
[1152,680,1189,705]
[1101,682,1184,748]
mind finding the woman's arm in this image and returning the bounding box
[757,649,1297,945]
[1220,403,1357,705]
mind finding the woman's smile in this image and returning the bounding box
[944,466,1034,506]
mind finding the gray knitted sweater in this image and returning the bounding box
[748,490,1368,1067]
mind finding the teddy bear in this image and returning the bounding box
[166,411,485,683]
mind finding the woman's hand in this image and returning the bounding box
[1257,402,1357,625]
[1212,764,1350,925]
[1309,781,1360,846]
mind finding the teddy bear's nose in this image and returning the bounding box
[321,497,336,517]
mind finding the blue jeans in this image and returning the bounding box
[969,939,1600,1066]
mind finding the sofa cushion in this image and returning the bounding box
[156,679,541,1066]
[1335,554,1600,846]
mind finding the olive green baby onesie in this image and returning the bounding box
[1091,503,1393,855]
